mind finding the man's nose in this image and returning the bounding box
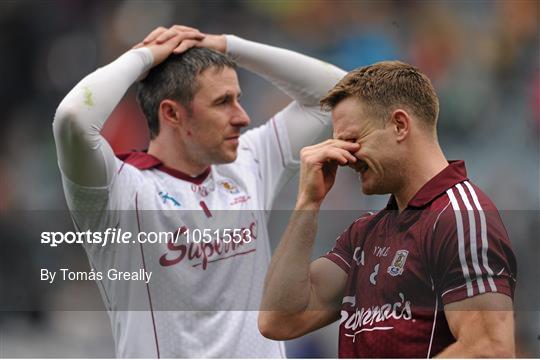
[231,103,250,127]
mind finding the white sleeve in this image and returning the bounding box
[226,35,346,160]
[52,48,153,189]
[53,48,153,231]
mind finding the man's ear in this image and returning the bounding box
[158,99,188,129]
[391,109,411,142]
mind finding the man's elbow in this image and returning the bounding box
[484,342,514,358]
[472,339,515,358]
[258,311,300,341]
[52,103,90,140]
[53,104,78,131]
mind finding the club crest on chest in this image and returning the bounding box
[387,250,409,277]
[218,180,240,194]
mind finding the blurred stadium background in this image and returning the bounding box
[0,0,538,357]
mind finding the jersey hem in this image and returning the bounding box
[441,278,513,305]
[323,252,351,274]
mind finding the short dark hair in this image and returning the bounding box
[320,61,439,129]
[137,47,236,139]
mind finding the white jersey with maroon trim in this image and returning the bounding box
[54,34,345,357]
[63,114,295,358]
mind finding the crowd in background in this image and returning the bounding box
[0,0,538,357]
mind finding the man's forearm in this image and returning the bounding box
[261,207,320,313]
[226,35,345,106]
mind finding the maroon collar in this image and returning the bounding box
[386,160,468,210]
[117,151,211,185]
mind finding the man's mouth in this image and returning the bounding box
[350,160,369,174]
[359,161,369,173]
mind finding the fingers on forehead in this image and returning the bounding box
[171,25,199,32]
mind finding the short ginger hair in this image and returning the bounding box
[321,61,439,128]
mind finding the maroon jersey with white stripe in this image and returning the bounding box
[324,161,516,358]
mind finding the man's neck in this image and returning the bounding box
[147,139,209,177]
[394,142,448,212]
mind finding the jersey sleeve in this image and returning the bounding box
[322,214,373,274]
[430,183,517,305]
[323,226,354,274]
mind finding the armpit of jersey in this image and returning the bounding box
[239,114,297,210]
[278,102,333,162]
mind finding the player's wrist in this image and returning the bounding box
[216,34,227,53]
[295,196,323,211]
[204,34,227,54]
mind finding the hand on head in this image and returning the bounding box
[133,25,227,67]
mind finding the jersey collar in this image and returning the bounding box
[386,160,468,210]
[117,151,211,185]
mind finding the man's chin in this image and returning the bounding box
[361,185,376,195]
[214,151,238,165]
[361,180,384,195]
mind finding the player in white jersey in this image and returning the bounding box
[53,25,345,358]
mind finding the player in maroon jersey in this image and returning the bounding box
[259,61,516,357]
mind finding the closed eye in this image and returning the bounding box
[335,137,357,143]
